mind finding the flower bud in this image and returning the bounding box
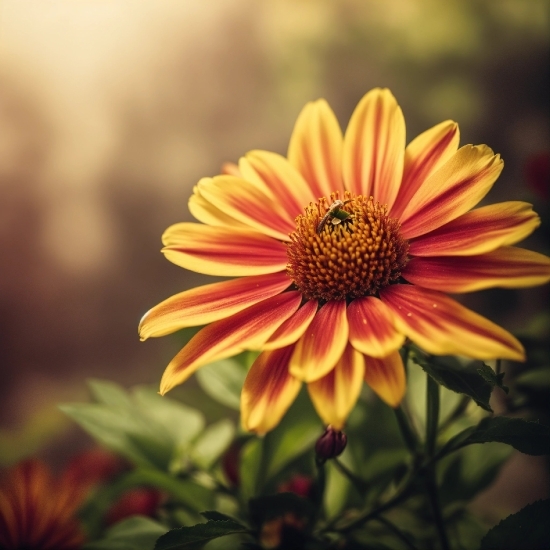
[315,425,347,462]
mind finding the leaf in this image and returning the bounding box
[413,355,497,411]
[132,386,205,445]
[88,379,134,408]
[195,358,247,410]
[201,511,242,523]
[515,367,550,391]
[83,516,168,550]
[190,419,235,470]
[440,416,550,457]
[262,390,322,480]
[59,403,172,468]
[476,362,509,394]
[154,520,248,550]
[480,499,550,550]
[238,438,263,501]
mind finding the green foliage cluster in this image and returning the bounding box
[61,346,550,550]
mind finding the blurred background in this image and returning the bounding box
[0,0,548,522]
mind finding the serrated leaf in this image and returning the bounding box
[201,511,243,524]
[195,359,247,410]
[132,386,205,445]
[440,416,550,457]
[413,355,495,411]
[481,499,550,550]
[154,520,248,550]
[83,516,167,550]
[190,419,235,470]
[477,363,509,394]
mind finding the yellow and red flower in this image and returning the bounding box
[139,88,550,434]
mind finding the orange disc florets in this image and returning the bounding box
[286,192,409,302]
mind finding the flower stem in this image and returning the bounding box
[424,374,450,550]
[333,458,369,495]
[394,404,419,454]
[375,515,420,550]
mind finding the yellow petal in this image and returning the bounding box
[289,300,349,382]
[347,296,405,358]
[162,223,288,276]
[408,201,540,256]
[364,351,406,408]
[307,344,365,429]
[139,272,291,340]
[262,300,318,350]
[391,120,459,218]
[239,150,316,220]
[380,285,525,361]
[399,145,503,239]
[343,88,405,210]
[198,175,294,241]
[241,345,302,434]
[159,291,302,394]
[287,99,345,199]
[403,246,550,293]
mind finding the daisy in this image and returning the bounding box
[139,88,550,434]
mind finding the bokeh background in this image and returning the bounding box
[1,0,548,523]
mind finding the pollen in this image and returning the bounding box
[286,191,409,302]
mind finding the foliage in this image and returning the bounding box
[57,345,550,549]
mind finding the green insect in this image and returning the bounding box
[317,200,352,234]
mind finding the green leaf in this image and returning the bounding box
[480,499,550,550]
[132,386,205,445]
[413,355,498,411]
[477,363,509,394]
[83,516,168,550]
[88,379,134,408]
[59,403,172,468]
[440,416,550,457]
[154,520,248,550]
[238,438,263,500]
[201,511,242,523]
[190,419,235,470]
[515,367,550,390]
[195,358,247,410]
[262,390,322,480]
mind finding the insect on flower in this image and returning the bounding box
[317,199,353,234]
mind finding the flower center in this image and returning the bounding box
[286,191,409,301]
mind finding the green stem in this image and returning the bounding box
[424,469,450,550]
[394,405,419,454]
[333,458,369,495]
[425,375,440,456]
[424,375,450,550]
[375,515,420,550]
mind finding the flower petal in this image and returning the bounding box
[241,345,302,434]
[342,88,405,210]
[347,296,405,358]
[403,247,550,293]
[188,179,248,228]
[380,285,525,361]
[364,351,406,408]
[408,201,541,256]
[391,120,459,218]
[307,343,365,429]
[289,300,349,382]
[287,99,345,199]
[399,145,504,239]
[239,150,315,219]
[162,223,288,276]
[159,291,302,394]
[262,299,318,350]
[197,175,293,240]
[139,272,292,340]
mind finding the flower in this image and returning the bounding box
[139,88,550,434]
[0,460,85,550]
